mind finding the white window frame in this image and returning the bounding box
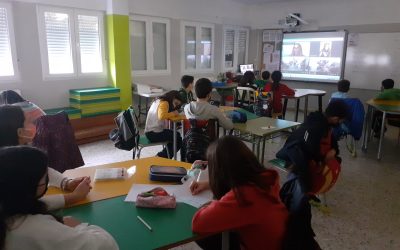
[75,10,106,77]
[37,6,106,80]
[130,15,171,76]
[222,26,249,72]
[0,2,19,82]
[181,21,215,74]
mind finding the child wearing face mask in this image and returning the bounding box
[0,105,90,210]
[144,90,184,159]
[0,146,118,250]
[0,90,45,138]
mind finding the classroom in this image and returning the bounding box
[0,0,399,249]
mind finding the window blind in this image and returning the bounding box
[0,7,14,77]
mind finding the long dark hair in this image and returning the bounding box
[0,146,58,249]
[0,105,25,147]
[206,136,276,206]
[0,90,25,105]
[271,71,282,91]
[157,90,184,111]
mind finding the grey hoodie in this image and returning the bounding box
[184,101,234,130]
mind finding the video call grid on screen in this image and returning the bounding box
[281,31,347,83]
[240,64,254,74]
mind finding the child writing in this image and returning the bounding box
[0,105,90,210]
[190,136,288,250]
[0,146,118,250]
[331,79,350,99]
[263,71,295,116]
[178,75,195,104]
[145,90,184,158]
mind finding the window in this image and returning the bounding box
[0,3,18,80]
[37,6,105,79]
[130,15,170,75]
[181,22,214,73]
[223,27,249,72]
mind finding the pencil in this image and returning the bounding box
[137,216,153,232]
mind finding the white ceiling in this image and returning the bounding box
[231,0,298,4]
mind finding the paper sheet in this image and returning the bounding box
[124,179,213,208]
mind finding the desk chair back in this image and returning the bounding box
[183,119,218,141]
[182,119,217,163]
[235,87,256,110]
[331,98,365,157]
[110,106,140,152]
[33,111,84,172]
[110,107,169,159]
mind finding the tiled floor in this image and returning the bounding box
[79,112,400,250]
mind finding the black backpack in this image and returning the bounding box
[183,119,210,163]
[109,106,140,153]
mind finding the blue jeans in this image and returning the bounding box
[145,129,182,159]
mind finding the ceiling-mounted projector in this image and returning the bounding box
[285,13,308,27]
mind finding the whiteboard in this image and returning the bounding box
[345,33,400,90]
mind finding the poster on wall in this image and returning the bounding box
[261,29,283,73]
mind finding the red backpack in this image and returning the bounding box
[309,130,341,195]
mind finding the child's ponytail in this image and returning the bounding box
[271,71,283,92]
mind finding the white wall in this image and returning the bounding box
[0,0,109,109]
[4,0,400,109]
[129,0,250,92]
[245,0,400,111]
[129,0,249,27]
[245,0,400,29]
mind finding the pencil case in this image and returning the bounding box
[149,165,187,182]
[136,187,176,209]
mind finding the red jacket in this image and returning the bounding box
[192,170,288,250]
[263,83,295,113]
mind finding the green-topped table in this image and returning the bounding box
[62,196,199,250]
[362,99,400,160]
[232,116,300,163]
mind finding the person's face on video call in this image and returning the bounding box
[293,44,301,51]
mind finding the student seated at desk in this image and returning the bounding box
[145,90,184,159]
[0,146,118,250]
[190,136,288,250]
[178,75,195,105]
[372,79,400,137]
[184,78,233,130]
[0,90,45,137]
[0,105,90,210]
[238,71,257,90]
[261,70,270,83]
[263,71,295,116]
[331,79,350,99]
